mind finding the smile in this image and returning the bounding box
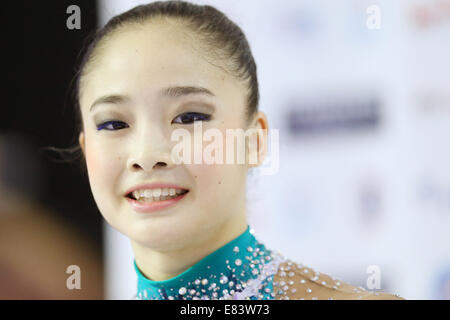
[125,188,189,213]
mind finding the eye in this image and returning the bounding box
[96,120,129,131]
[172,112,211,124]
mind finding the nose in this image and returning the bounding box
[126,129,175,172]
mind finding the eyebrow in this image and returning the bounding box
[89,86,215,112]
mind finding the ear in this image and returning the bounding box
[247,111,269,168]
[78,132,85,157]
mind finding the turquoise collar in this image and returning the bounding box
[134,225,276,300]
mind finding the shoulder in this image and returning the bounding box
[271,259,405,300]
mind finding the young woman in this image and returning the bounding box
[74,1,403,300]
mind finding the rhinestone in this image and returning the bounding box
[288,280,294,285]
[291,288,297,293]
[194,279,200,285]
[252,268,259,275]
[220,275,228,284]
[179,287,187,295]
[283,285,289,291]
[304,269,309,274]
[168,296,174,300]
[189,289,196,295]
[247,246,253,252]
[233,246,239,253]
[300,279,306,284]
[322,281,327,285]
[201,278,208,285]
[228,281,234,287]
[280,281,285,286]
[306,288,312,293]
[235,259,242,266]
[312,297,318,300]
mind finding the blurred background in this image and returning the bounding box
[2,0,449,300]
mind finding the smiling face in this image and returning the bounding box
[77,19,266,252]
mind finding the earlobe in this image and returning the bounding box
[78,132,85,156]
[248,111,269,168]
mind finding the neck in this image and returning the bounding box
[131,214,248,281]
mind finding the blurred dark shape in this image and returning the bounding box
[0,189,104,299]
[1,1,104,299]
[286,93,381,137]
[0,133,46,203]
[0,134,104,299]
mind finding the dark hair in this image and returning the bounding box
[42,0,259,173]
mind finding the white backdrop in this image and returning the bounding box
[99,0,450,300]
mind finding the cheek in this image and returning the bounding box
[188,125,249,201]
[85,141,121,190]
[188,162,246,204]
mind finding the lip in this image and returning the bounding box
[126,192,188,213]
[124,183,189,197]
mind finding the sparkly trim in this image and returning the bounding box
[222,252,285,300]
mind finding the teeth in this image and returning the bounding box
[152,189,161,197]
[131,188,187,201]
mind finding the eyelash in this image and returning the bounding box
[96,112,212,131]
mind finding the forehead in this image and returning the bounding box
[80,21,245,111]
